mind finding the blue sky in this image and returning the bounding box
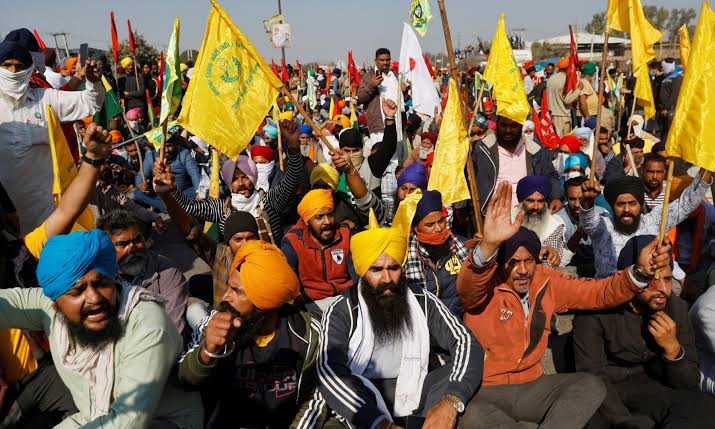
[2,0,701,65]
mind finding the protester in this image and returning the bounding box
[580,171,712,278]
[469,113,491,142]
[546,58,581,136]
[642,152,668,211]
[457,182,674,428]
[514,176,564,267]
[578,63,599,123]
[690,284,715,398]
[603,138,646,186]
[473,115,562,214]
[118,56,145,126]
[0,37,105,234]
[178,241,330,428]
[281,189,357,311]
[251,145,281,193]
[574,235,715,428]
[658,58,683,138]
[318,211,484,428]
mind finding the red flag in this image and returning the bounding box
[280,58,290,83]
[32,29,46,50]
[272,59,279,77]
[423,53,435,79]
[127,20,136,57]
[564,25,579,94]
[348,50,361,86]
[110,11,120,66]
[541,90,550,117]
[158,50,165,94]
[533,103,560,149]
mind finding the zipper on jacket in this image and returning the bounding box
[320,251,338,295]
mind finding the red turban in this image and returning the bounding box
[251,145,275,162]
[559,134,581,153]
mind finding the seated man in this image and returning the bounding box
[0,229,202,428]
[513,176,564,267]
[404,190,469,318]
[178,241,330,428]
[457,182,672,428]
[574,235,715,428]
[281,189,356,312]
[97,209,189,333]
[555,176,609,277]
[319,210,484,429]
[580,170,711,278]
[689,278,715,398]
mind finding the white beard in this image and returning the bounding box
[522,209,552,241]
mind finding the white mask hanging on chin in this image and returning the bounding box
[230,191,260,216]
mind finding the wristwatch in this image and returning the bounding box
[441,394,465,413]
[632,265,653,283]
[81,154,105,166]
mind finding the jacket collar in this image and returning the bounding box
[482,134,541,155]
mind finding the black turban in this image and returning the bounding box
[604,176,645,210]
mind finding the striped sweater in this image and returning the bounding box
[171,152,304,243]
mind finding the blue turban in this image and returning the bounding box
[3,29,39,53]
[498,226,541,266]
[574,127,592,140]
[414,189,443,225]
[299,124,312,136]
[516,175,551,202]
[263,124,278,139]
[37,229,118,301]
[397,162,427,189]
[564,153,589,171]
[0,41,31,68]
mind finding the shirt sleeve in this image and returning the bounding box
[45,79,106,122]
[0,288,52,333]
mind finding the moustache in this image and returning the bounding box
[217,301,241,318]
[81,300,112,318]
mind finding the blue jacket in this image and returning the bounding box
[140,147,201,195]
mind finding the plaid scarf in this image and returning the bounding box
[404,233,469,293]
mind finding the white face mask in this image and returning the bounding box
[230,191,260,216]
[255,161,275,193]
[564,171,584,181]
[0,66,32,101]
[555,153,569,175]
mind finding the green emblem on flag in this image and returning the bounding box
[410,0,433,37]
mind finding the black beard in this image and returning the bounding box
[310,223,336,245]
[361,280,412,345]
[614,214,641,235]
[422,241,451,262]
[217,302,269,347]
[59,303,122,349]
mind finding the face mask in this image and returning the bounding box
[0,66,32,101]
[230,191,260,215]
[632,121,644,138]
[300,143,311,157]
[416,228,451,246]
[419,146,434,160]
[255,161,275,193]
[349,152,365,170]
[564,171,583,181]
[30,52,46,75]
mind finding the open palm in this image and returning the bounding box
[482,182,524,246]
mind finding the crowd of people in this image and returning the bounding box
[0,20,714,429]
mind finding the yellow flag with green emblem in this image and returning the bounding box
[666,2,715,172]
[177,0,284,159]
[427,78,470,205]
[483,13,530,125]
[47,105,94,231]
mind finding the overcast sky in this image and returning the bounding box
[2,0,702,65]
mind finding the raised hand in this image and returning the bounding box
[200,311,241,364]
[580,179,602,209]
[480,182,524,260]
[382,97,398,119]
[152,160,176,194]
[636,237,672,277]
[83,123,112,161]
[82,59,102,82]
[281,119,301,154]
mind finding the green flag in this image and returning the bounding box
[93,76,122,129]
[474,71,493,93]
[161,17,182,124]
[410,0,433,37]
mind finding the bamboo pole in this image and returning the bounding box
[135,141,146,183]
[132,53,140,88]
[159,120,168,164]
[653,160,674,279]
[281,86,339,153]
[590,26,610,180]
[437,0,482,235]
[275,106,285,171]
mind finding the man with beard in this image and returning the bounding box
[168,119,303,244]
[0,229,203,428]
[457,182,674,428]
[473,115,562,214]
[580,171,712,278]
[281,189,357,312]
[403,190,469,318]
[642,153,667,211]
[603,137,646,186]
[574,235,715,428]
[513,175,564,267]
[178,241,332,428]
[319,208,484,429]
[97,209,188,333]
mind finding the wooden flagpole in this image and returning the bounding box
[436,0,483,235]
[653,160,674,279]
[275,106,285,171]
[590,26,610,180]
[282,86,339,154]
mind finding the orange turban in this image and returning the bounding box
[63,57,78,76]
[556,57,569,69]
[109,130,123,144]
[297,189,334,222]
[82,116,93,127]
[229,241,299,310]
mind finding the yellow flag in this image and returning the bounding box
[679,24,691,69]
[391,190,422,261]
[427,78,470,205]
[633,67,655,119]
[607,0,663,72]
[483,13,530,124]
[328,97,335,119]
[46,105,94,231]
[666,2,715,172]
[177,0,283,159]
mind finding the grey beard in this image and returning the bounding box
[522,208,550,239]
[119,251,148,277]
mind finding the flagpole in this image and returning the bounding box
[281,86,339,153]
[133,53,140,88]
[275,106,285,171]
[436,0,482,235]
[159,120,168,164]
[590,25,610,180]
[653,160,674,279]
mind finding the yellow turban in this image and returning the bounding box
[229,241,299,310]
[334,114,351,129]
[297,189,334,222]
[310,163,340,191]
[279,110,295,121]
[180,63,188,73]
[350,193,420,278]
[120,57,133,69]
